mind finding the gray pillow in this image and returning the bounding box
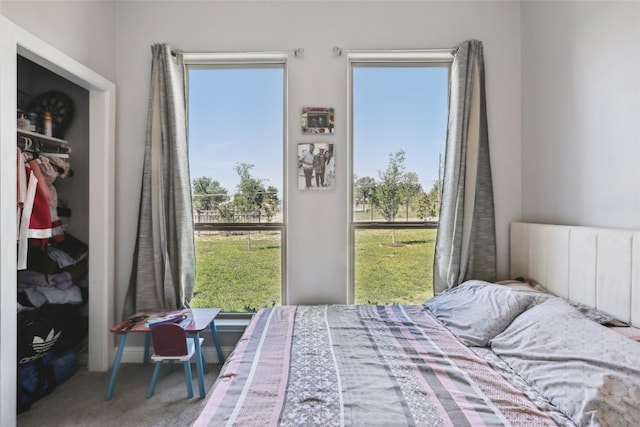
[567,300,629,327]
[499,280,629,327]
[423,280,537,347]
[490,297,640,426]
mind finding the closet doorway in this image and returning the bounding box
[1,16,115,424]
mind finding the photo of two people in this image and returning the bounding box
[298,142,335,191]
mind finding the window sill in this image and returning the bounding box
[215,314,252,333]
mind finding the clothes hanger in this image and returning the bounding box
[18,136,32,152]
[32,140,40,160]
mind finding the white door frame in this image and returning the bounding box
[0,16,115,426]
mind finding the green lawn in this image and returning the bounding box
[354,228,436,305]
[190,231,282,312]
[190,228,436,312]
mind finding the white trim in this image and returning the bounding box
[115,319,247,364]
[120,345,235,365]
[346,52,452,304]
[0,19,20,427]
[183,54,290,306]
[1,16,115,427]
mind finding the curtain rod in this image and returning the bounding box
[182,48,303,61]
[333,46,455,59]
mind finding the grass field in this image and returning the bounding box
[190,228,436,312]
[354,228,436,305]
[190,231,282,312]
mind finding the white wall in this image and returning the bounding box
[113,1,522,312]
[0,1,117,83]
[521,1,640,229]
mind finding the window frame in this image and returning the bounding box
[184,53,288,315]
[347,52,452,304]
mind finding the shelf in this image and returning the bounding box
[18,129,68,145]
[18,129,70,158]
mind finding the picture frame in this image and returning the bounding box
[301,107,334,134]
[298,142,336,190]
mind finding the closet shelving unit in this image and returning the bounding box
[17,129,70,158]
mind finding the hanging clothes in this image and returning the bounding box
[17,147,34,270]
[26,156,64,248]
[17,150,65,264]
[42,153,72,179]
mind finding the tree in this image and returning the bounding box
[262,185,280,222]
[232,163,270,250]
[417,180,442,220]
[233,163,265,218]
[217,204,237,223]
[373,150,406,244]
[400,171,422,220]
[354,176,376,214]
[192,177,229,214]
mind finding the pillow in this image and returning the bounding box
[497,279,629,327]
[490,297,640,426]
[566,300,629,327]
[495,280,553,309]
[423,280,537,347]
[610,326,640,342]
[495,279,545,293]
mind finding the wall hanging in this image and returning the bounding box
[301,107,334,134]
[298,142,335,191]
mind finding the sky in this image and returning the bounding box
[188,68,284,197]
[353,66,448,192]
[188,66,448,198]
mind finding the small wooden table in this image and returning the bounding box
[105,308,224,400]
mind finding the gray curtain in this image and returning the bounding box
[124,44,195,317]
[433,39,496,294]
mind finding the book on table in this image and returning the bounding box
[112,309,192,332]
[145,309,192,327]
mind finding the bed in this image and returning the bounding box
[193,222,640,427]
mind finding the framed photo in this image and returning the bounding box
[301,107,334,134]
[298,142,335,190]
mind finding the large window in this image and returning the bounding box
[351,61,449,304]
[187,63,285,313]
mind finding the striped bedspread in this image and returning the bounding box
[193,305,556,426]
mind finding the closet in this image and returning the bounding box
[16,55,90,412]
[0,19,116,423]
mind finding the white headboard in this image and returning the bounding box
[510,222,640,327]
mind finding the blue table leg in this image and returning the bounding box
[201,344,209,374]
[143,331,150,366]
[210,321,225,364]
[193,332,205,398]
[105,333,128,400]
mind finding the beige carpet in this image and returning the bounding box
[17,362,221,427]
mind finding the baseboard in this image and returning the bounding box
[119,345,233,364]
[107,317,247,365]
